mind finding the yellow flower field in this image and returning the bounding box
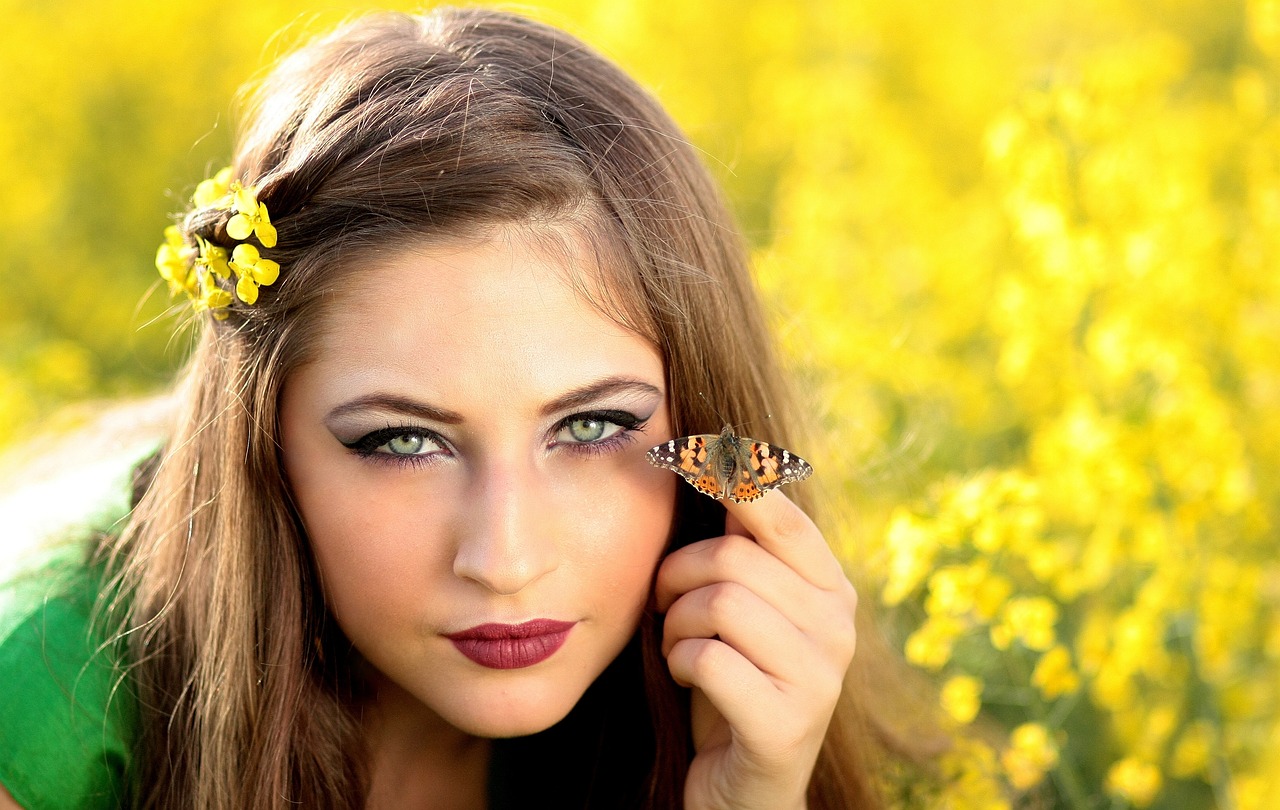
[1,1,1276,807]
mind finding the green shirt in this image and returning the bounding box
[0,544,135,808]
[0,433,149,808]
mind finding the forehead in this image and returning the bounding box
[298,224,662,402]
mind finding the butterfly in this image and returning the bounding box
[647,426,814,503]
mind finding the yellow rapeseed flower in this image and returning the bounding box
[881,509,939,605]
[940,738,1011,810]
[926,564,981,617]
[195,237,230,280]
[974,572,1014,622]
[155,225,195,298]
[941,675,984,725]
[1001,723,1059,790]
[193,166,233,209]
[193,286,233,321]
[226,182,277,247]
[991,596,1059,651]
[1031,645,1081,699]
[1106,757,1162,807]
[228,243,280,305]
[905,614,966,670]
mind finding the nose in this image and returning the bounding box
[452,460,559,594]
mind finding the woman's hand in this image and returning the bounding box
[655,490,859,810]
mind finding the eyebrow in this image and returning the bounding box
[325,394,464,425]
[537,376,664,417]
[323,376,664,425]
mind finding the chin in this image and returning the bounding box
[441,692,580,739]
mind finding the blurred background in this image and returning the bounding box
[1,0,1277,807]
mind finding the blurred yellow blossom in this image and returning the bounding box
[1000,723,1059,790]
[1031,645,1080,700]
[990,596,1058,652]
[940,675,983,725]
[906,614,966,671]
[939,738,1010,810]
[194,166,233,209]
[1105,757,1162,807]
[881,508,939,605]
[155,225,196,298]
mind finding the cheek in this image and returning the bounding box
[304,495,460,637]
[562,459,677,603]
[286,456,458,622]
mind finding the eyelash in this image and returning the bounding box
[551,409,649,458]
[342,410,649,468]
[342,425,452,469]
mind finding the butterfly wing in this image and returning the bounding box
[647,434,731,499]
[728,437,814,503]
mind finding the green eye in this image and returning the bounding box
[551,411,640,450]
[556,416,627,445]
[344,427,447,463]
[567,418,607,442]
[385,433,426,454]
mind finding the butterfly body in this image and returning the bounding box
[647,426,813,503]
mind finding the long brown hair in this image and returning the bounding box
[110,7,924,807]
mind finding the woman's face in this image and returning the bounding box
[280,225,676,738]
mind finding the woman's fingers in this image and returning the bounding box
[659,489,859,810]
[656,492,858,738]
[661,580,818,681]
[656,531,802,613]
[654,528,858,664]
[720,489,849,592]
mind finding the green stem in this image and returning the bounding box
[1053,749,1096,810]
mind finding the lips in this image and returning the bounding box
[445,619,576,669]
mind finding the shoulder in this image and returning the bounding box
[0,546,136,809]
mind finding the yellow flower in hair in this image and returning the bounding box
[226,181,277,247]
[194,167,234,209]
[195,236,231,280]
[155,225,196,297]
[157,166,283,319]
[194,286,233,321]
[229,243,280,305]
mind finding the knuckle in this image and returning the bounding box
[813,602,857,662]
[704,581,747,620]
[661,592,691,630]
[685,638,724,679]
[770,505,813,544]
[706,534,753,573]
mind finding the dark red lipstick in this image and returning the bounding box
[446,619,576,669]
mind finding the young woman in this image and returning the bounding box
[0,7,931,808]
